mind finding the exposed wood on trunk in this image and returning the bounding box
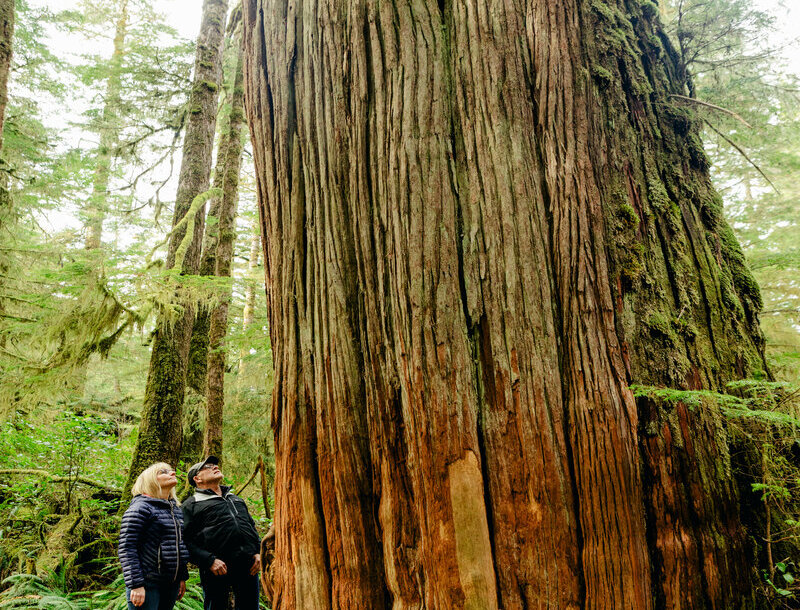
[242,0,766,607]
[124,0,227,501]
[203,41,245,459]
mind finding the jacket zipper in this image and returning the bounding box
[222,492,243,539]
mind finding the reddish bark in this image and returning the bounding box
[242,0,765,607]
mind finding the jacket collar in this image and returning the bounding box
[193,485,232,500]
[133,494,176,507]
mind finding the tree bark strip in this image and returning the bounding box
[242,0,766,607]
[124,0,227,499]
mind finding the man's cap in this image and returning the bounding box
[187,455,219,486]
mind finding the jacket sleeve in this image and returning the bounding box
[182,499,216,570]
[119,502,148,589]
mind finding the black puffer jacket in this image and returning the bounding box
[118,495,190,589]
[182,487,260,570]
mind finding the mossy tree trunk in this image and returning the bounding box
[124,0,227,499]
[203,41,245,459]
[0,0,14,219]
[186,102,226,395]
[0,0,13,158]
[242,0,766,607]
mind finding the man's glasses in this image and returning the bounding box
[200,464,216,471]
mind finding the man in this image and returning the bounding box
[182,456,262,610]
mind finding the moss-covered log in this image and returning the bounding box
[242,0,767,606]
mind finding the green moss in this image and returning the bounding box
[687,133,709,170]
[646,311,674,338]
[646,168,671,212]
[619,243,646,284]
[640,0,659,19]
[590,0,616,22]
[198,80,219,92]
[619,202,640,227]
[663,104,694,135]
[592,64,613,88]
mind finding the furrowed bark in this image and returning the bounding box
[124,0,227,500]
[242,0,766,607]
[203,42,246,459]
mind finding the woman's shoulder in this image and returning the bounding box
[124,495,155,517]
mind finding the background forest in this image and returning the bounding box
[0,0,797,607]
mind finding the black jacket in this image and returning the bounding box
[118,495,190,589]
[181,486,261,570]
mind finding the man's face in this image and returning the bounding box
[194,462,224,487]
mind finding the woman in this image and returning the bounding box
[119,463,190,610]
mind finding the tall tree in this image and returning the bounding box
[235,223,261,392]
[0,0,13,158]
[83,0,127,250]
[243,0,766,607]
[204,34,246,458]
[124,0,227,496]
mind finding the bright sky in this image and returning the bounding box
[23,0,798,236]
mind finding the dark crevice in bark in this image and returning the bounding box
[257,7,275,136]
[285,37,298,189]
[473,316,503,610]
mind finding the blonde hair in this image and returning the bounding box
[131,462,179,504]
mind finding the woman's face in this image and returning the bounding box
[156,466,178,490]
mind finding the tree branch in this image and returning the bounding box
[703,119,780,194]
[0,469,120,494]
[669,94,753,128]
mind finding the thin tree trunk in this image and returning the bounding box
[235,222,260,392]
[186,96,228,395]
[0,0,14,223]
[242,0,765,607]
[124,0,227,500]
[84,0,127,251]
[203,41,245,459]
[0,0,14,158]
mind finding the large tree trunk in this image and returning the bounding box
[242,0,765,607]
[124,0,227,498]
[203,42,246,458]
